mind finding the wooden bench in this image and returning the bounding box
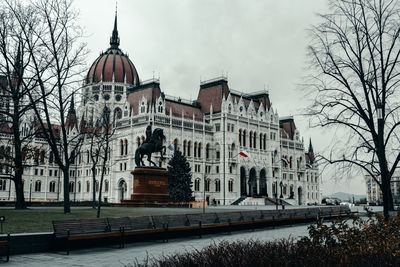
[0,234,10,262]
[53,218,120,254]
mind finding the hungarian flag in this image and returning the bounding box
[239,150,250,158]
[281,157,290,165]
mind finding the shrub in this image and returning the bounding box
[131,214,400,267]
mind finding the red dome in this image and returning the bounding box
[86,48,139,85]
[86,11,139,86]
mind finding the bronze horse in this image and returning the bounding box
[134,128,166,167]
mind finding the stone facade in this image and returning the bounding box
[0,13,320,206]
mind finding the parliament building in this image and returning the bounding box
[0,13,320,206]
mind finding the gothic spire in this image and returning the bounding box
[14,41,23,78]
[68,93,76,115]
[109,6,120,49]
[308,138,314,153]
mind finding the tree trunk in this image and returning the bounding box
[97,165,106,218]
[14,174,26,210]
[92,167,96,209]
[63,167,70,213]
[381,176,391,221]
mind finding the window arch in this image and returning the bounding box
[249,131,253,148]
[124,139,128,155]
[253,132,257,148]
[105,180,109,192]
[35,180,41,192]
[0,180,6,191]
[86,181,90,192]
[259,133,263,149]
[194,142,198,157]
[263,134,266,150]
[215,143,220,160]
[206,143,210,159]
[238,129,242,146]
[69,181,74,193]
[198,143,202,158]
[49,181,56,192]
[194,178,200,192]
[120,140,124,156]
[243,130,247,147]
[174,139,179,151]
[187,141,191,157]
[215,179,221,192]
[228,179,234,192]
[205,179,210,192]
[78,181,81,193]
[183,140,187,156]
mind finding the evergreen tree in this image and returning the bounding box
[168,150,193,202]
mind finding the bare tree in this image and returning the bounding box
[0,4,45,209]
[306,0,400,220]
[6,0,87,213]
[86,105,115,212]
[84,105,115,218]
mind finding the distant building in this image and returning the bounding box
[365,173,400,205]
[0,12,321,205]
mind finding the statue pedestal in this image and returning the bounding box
[120,167,171,206]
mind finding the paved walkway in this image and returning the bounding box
[6,223,310,266]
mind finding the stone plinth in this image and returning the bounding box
[121,167,170,206]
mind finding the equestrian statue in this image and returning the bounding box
[134,124,166,167]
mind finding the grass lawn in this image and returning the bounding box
[0,206,207,234]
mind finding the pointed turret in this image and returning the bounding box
[109,7,120,49]
[13,41,23,79]
[66,93,77,133]
[308,138,314,153]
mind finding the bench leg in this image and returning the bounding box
[6,233,9,262]
[67,231,70,255]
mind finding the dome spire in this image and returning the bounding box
[110,4,120,49]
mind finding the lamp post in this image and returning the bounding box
[203,173,207,214]
[279,181,283,198]
[29,178,32,204]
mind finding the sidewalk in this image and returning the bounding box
[5,223,309,267]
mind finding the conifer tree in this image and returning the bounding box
[168,150,193,202]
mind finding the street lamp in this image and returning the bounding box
[29,178,33,204]
[279,181,283,198]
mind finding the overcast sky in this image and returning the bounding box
[74,0,366,196]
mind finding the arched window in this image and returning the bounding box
[78,181,81,193]
[49,152,54,164]
[215,179,221,192]
[120,140,124,156]
[87,150,90,163]
[206,143,210,159]
[49,181,56,192]
[253,132,257,148]
[124,139,128,155]
[35,180,41,192]
[194,142,197,157]
[289,157,293,169]
[40,150,45,164]
[187,141,191,157]
[194,179,200,191]
[69,181,74,193]
[114,107,122,120]
[96,180,99,192]
[86,181,90,192]
[205,179,210,192]
[0,179,6,191]
[174,139,178,151]
[243,130,247,147]
[263,134,266,150]
[259,133,263,149]
[228,180,234,192]
[105,180,109,192]
[238,129,242,146]
[215,143,220,160]
[249,131,253,148]
[183,140,187,156]
[228,104,232,113]
[198,143,202,158]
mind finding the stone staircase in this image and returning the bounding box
[239,197,267,206]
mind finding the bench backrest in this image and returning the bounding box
[107,217,132,232]
[216,212,243,223]
[53,218,110,238]
[151,214,189,229]
[241,210,263,221]
[129,216,154,230]
[186,213,218,225]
